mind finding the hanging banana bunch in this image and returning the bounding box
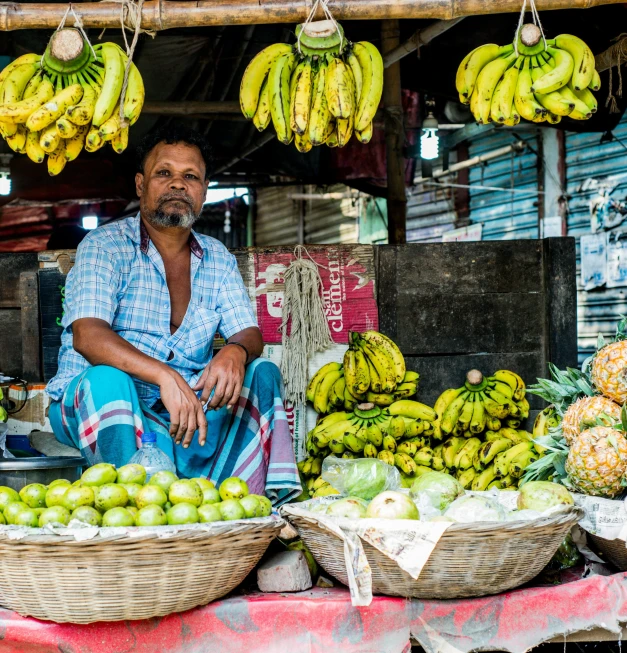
[456,23,599,126]
[239,19,383,152]
[0,28,145,176]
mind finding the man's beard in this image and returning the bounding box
[144,193,200,229]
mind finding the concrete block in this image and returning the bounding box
[257,550,312,593]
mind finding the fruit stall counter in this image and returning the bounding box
[0,573,626,653]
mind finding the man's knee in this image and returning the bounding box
[247,358,280,383]
[80,365,134,387]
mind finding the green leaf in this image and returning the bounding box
[598,333,607,351]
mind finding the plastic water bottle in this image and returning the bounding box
[128,432,176,481]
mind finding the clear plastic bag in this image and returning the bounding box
[321,456,401,500]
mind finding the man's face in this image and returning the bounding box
[136,142,209,230]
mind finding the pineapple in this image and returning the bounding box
[561,395,622,444]
[590,317,627,403]
[565,426,627,498]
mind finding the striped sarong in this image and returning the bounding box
[48,359,301,506]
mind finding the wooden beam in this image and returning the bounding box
[595,36,627,72]
[383,18,465,68]
[382,19,406,245]
[0,0,622,31]
[142,101,242,115]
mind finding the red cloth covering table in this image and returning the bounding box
[0,573,626,653]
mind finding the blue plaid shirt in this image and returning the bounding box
[46,215,257,404]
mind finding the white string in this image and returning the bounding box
[296,0,343,56]
[513,0,547,57]
[116,0,145,124]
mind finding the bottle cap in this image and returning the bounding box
[141,432,157,443]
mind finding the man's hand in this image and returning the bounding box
[159,370,208,448]
[193,344,247,411]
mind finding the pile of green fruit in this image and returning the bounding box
[0,386,7,422]
[0,463,271,529]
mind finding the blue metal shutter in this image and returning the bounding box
[468,129,540,240]
[565,115,627,365]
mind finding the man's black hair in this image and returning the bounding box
[136,124,213,179]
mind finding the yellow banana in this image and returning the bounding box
[494,441,533,477]
[472,465,498,492]
[85,126,105,152]
[358,341,396,393]
[441,391,470,435]
[554,34,595,90]
[363,443,378,458]
[25,129,45,163]
[346,51,363,105]
[313,369,344,414]
[474,52,517,124]
[111,125,129,154]
[308,62,331,146]
[568,81,597,113]
[328,375,346,410]
[352,42,383,132]
[65,124,88,161]
[365,423,383,447]
[386,400,436,422]
[117,51,145,125]
[311,411,350,435]
[478,438,512,466]
[22,72,41,99]
[397,441,418,457]
[404,420,424,437]
[252,77,271,131]
[454,437,482,471]
[458,44,513,101]
[240,43,293,119]
[27,84,83,133]
[92,44,124,127]
[325,57,354,119]
[469,395,486,434]
[353,349,371,394]
[290,60,312,135]
[344,432,366,453]
[269,52,297,145]
[47,143,67,176]
[5,124,25,152]
[413,448,433,468]
[66,81,99,126]
[531,58,574,116]
[0,54,40,92]
[56,116,77,139]
[0,76,53,123]
[355,122,373,144]
[355,331,405,385]
[307,362,342,404]
[98,106,122,140]
[457,468,477,490]
[480,391,510,419]
[382,434,397,452]
[589,68,601,91]
[457,395,476,432]
[366,356,382,393]
[336,116,353,148]
[442,436,465,469]
[394,452,418,476]
[39,123,60,153]
[532,47,574,94]
[509,450,538,478]
[378,450,395,466]
[455,45,481,101]
[0,62,39,105]
[515,58,545,122]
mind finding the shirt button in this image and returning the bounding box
[164,302,169,308]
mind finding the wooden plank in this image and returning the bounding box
[544,237,578,371]
[395,242,543,294]
[382,19,407,245]
[0,253,38,307]
[405,352,545,409]
[393,292,545,355]
[0,310,22,378]
[38,269,67,382]
[19,272,41,382]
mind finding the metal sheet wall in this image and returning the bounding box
[406,151,457,243]
[468,129,540,240]
[565,115,627,364]
[255,184,359,246]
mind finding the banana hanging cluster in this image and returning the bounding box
[306,330,418,415]
[433,369,544,491]
[456,24,599,126]
[0,29,144,176]
[239,19,383,152]
[299,400,441,496]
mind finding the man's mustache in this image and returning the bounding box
[158,192,194,207]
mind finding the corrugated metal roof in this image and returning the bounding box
[468,129,540,241]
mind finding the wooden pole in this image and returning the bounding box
[382,19,406,245]
[0,0,622,31]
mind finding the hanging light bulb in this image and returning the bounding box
[421,111,439,161]
[224,208,231,234]
[0,154,13,196]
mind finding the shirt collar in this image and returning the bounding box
[134,214,204,259]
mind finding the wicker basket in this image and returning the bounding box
[587,533,627,570]
[0,519,282,623]
[284,507,582,600]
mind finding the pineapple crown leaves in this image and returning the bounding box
[528,363,595,414]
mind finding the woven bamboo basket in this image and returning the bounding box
[0,519,282,623]
[284,507,582,600]
[587,533,627,571]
